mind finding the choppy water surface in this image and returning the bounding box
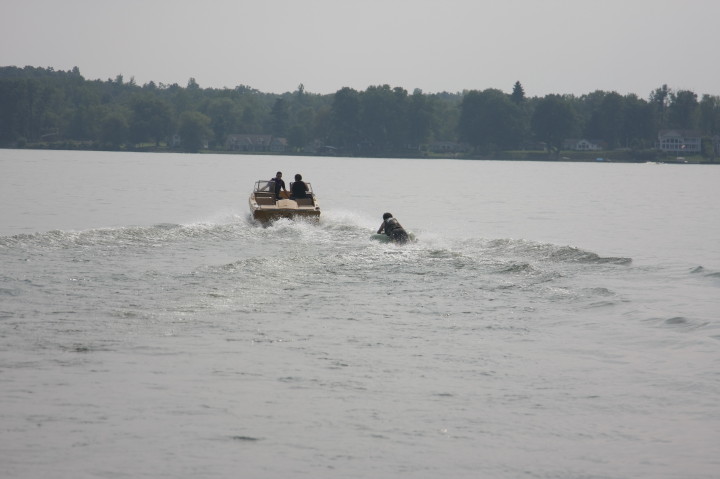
[1,150,719,478]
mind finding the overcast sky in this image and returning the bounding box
[2,0,718,98]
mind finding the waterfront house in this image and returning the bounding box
[225,134,274,152]
[427,141,469,154]
[562,139,604,151]
[657,130,702,153]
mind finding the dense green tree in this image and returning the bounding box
[329,87,362,148]
[168,85,194,115]
[2,65,718,159]
[668,89,699,130]
[270,98,290,137]
[511,81,525,104]
[699,94,720,135]
[359,85,409,152]
[67,104,109,141]
[287,106,315,149]
[459,89,525,152]
[585,91,625,148]
[100,108,130,147]
[130,95,173,145]
[578,90,608,133]
[359,85,392,151]
[226,88,268,134]
[650,84,671,129]
[531,94,578,156]
[407,89,436,146]
[0,80,27,141]
[177,111,212,152]
[205,97,239,146]
[622,94,656,149]
[295,83,306,105]
[430,91,462,143]
[239,104,262,133]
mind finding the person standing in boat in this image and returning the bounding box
[377,212,409,244]
[290,173,309,199]
[270,171,287,200]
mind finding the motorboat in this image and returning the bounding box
[248,179,321,223]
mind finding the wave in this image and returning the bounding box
[0,212,633,275]
[493,262,539,274]
[690,265,720,279]
[485,238,632,265]
[644,315,712,333]
[0,220,249,251]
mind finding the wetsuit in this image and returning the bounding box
[291,181,309,199]
[382,217,409,243]
[271,178,286,199]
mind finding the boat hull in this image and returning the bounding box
[252,207,321,223]
[249,191,320,224]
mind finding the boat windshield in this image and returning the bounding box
[254,180,273,192]
[253,180,314,194]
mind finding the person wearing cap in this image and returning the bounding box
[377,212,409,243]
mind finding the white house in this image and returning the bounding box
[657,130,702,153]
[563,139,604,151]
[225,134,273,152]
[427,141,469,154]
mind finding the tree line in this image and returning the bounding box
[1,66,719,158]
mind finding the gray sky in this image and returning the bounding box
[2,0,718,98]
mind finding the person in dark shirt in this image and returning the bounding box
[290,173,309,199]
[377,212,409,244]
[270,171,287,200]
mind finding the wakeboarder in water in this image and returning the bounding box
[377,212,409,244]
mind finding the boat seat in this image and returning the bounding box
[255,196,276,206]
[295,197,314,206]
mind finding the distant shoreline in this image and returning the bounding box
[2,145,716,164]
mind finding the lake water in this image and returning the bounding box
[1,149,719,478]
